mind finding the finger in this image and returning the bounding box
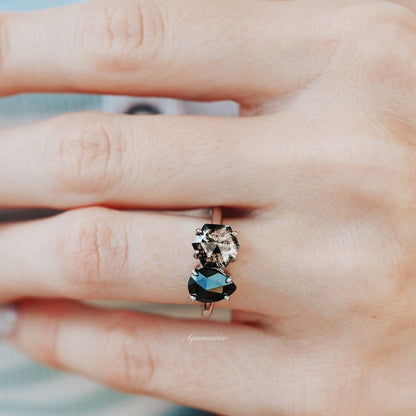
[1,0,335,101]
[344,0,416,14]
[0,207,265,313]
[3,298,280,416]
[0,112,279,210]
[389,0,416,12]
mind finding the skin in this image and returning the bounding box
[0,0,416,414]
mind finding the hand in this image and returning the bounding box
[1,0,416,414]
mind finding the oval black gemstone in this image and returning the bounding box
[188,267,237,303]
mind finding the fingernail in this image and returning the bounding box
[0,304,18,337]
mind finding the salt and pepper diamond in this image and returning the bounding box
[192,224,240,268]
[189,223,239,304]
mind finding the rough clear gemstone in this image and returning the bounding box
[188,267,237,303]
[192,224,239,268]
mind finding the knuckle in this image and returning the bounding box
[347,243,411,322]
[337,2,416,63]
[77,0,166,73]
[49,112,125,196]
[100,312,158,391]
[59,208,129,296]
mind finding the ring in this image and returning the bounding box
[188,207,240,318]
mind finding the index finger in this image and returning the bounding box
[0,0,333,102]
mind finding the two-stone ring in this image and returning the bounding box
[188,207,240,318]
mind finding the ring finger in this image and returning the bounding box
[0,206,269,313]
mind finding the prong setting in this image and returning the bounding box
[195,228,203,235]
[190,295,197,301]
[224,295,230,301]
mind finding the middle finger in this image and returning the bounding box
[0,112,283,210]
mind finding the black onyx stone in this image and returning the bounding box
[193,224,239,268]
[188,267,237,303]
